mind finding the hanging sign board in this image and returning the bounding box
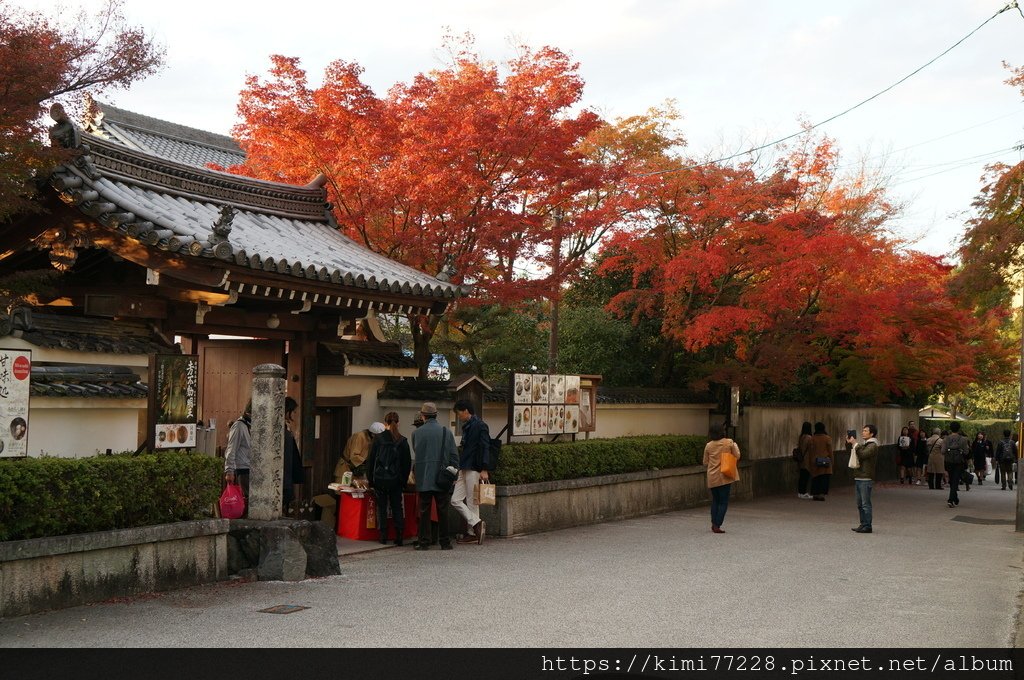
[509,372,600,437]
[0,349,31,458]
[150,354,199,449]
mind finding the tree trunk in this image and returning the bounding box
[548,296,560,374]
[410,313,440,379]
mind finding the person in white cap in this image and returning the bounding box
[334,421,386,485]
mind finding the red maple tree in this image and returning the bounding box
[229,37,632,374]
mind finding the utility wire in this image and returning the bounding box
[640,2,1021,178]
[834,110,1024,170]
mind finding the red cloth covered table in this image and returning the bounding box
[336,491,418,541]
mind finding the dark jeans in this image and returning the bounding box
[418,491,451,548]
[1001,463,1015,489]
[797,468,810,495]
[855,479,873,529]
[710,484,731,527]
[375,487,404,540]
[947,464,963,505]
[810,474,831,496]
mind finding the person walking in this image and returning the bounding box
[410,402,458,551]
[282,397,305,514]
[808,422,833,501]
[795,421,813,499]
[926,428,945,490]
[996,429,1017,491]
[896,426,914,484]
[367,411,413,545]
[847,424,878,534]
[452,399,491,545]
[223,400,253,517]
[970,432,993,485]
[914,427,930,485]
[942,422,970,508]
[703,423,741,533]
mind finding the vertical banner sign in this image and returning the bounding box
[153,354,199,449]
[0,349,31,458]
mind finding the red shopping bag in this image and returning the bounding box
[219,483,245,519]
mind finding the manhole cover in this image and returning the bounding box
[951,516,1014,525]
[258,604,310,615]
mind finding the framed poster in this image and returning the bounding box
[513,373,532,404]
[550,375,565,404]
[564,376,580,404]
[531,374,548,403]
[563,405,580,434]
[547,405,557,432]
[531,404,548,435]
[513,405,532,436]
[152,354,199,449]
[0,349,31,458]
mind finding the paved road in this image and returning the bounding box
[1,479,1020,647]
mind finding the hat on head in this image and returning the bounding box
[420,402,438,415]
[369,422,386,435]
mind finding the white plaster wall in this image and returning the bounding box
[736,405,919,460]
[25,398,146,457]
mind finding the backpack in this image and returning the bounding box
[997,439,1016,464]
[372,434,403,489]
[944,435,966,466]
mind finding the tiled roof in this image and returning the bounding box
[49,106,463,310]
[31,364,148,399]
[3,308,176,355]
[319,341,417,374]
[86,102,245,170]
[378,378,453,402]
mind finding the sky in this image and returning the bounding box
[25,0,1024,258]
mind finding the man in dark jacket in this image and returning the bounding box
[847,424,878,534]
[410,402,458,551]
[452,399,490,545]
[942,421,971,508]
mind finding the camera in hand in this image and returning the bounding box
[847,429,856,438]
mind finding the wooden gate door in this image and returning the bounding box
[198,339,284,453]
[312,405,352,495]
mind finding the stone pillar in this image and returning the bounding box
[248,364,286,521]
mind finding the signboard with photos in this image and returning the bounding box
[510,372,599,436]
[151,354,199,449]
[0,348,31,458]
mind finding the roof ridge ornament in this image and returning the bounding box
[49,104,81,149]
[207,205,236,260]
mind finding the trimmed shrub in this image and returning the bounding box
[0,452,221,541]
[491,435,707,486]
[919,418,1016,443]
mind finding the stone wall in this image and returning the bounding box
[480,445,899,537]
[0,519,228,618]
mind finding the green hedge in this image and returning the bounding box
[491,435,707,486]
[0,452,221,542]
[919,418,1016,442]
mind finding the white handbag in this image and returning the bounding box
[848,444,860,469]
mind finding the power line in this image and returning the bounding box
[891,145,1021,187]
[833,110,1024,170]
[640,2,1021,178]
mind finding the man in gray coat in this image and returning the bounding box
[410,402,459,550]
